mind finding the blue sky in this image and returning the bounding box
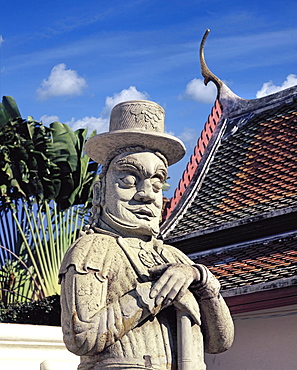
[1,0,297,196]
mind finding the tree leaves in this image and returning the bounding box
[2,96,21,120]
[0,97,99,210]
[0,96,100,303]
[0,96,21,126]
[0,116,56,206]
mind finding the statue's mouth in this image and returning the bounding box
[126,206,156,219]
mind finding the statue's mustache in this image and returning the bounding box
[125,205,158,218]
[103,209,159,236]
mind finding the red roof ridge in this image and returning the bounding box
[163,98,223,220]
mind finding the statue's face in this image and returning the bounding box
[101,151,167,239]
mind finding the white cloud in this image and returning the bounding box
[180,78,217,104]
[40,115,60,125]
[178,127,197,148]
[66,116,109,134]
[256,74,297,98]
[36,63,87,100]
[0,35,4,46]
[101,86,149,118]
[67,86,149,134]
[165,130,175,136]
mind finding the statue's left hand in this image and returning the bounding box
[149,264,200,307]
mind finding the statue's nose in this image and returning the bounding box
[134,179,156,203]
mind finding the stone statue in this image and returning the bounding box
[59,100,234,370]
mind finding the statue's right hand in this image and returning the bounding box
[149,264,172,279]
[149,264,200,307]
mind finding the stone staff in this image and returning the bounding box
[177,310,192,370]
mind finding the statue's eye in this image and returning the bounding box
[120,175,137,187]
[151,176,164,192]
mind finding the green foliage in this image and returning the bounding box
[0,294,61,326]
[0,96,21,124]
[10,200,86,297]
[0,115,57,204]
[0,96,99,210]
[0,96,100,307]
[0,200,86,301]
[50,122,98,209]
[0,249,40,305]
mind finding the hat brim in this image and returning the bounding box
[85,130,186,166]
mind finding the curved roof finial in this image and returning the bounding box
[200,29,223,92]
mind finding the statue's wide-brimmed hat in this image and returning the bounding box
[85,100,186,166]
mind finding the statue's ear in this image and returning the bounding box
[92,181,102,206]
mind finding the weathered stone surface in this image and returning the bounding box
[59,100,234,369]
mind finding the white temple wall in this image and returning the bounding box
[205,305,297,370]
[1,305,296,370]
[0,323,79,370]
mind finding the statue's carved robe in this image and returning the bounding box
[59,231,220,370]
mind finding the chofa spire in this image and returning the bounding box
[200,29,223,92]
[200,29,245,109]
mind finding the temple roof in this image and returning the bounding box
[160,30,297,306]
[161,30,297,247]
[191,232,297,291]
[162,88,297,244]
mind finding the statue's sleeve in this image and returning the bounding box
[189,264,234,354]
[59,235,152,356]
[162,244,234,354]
